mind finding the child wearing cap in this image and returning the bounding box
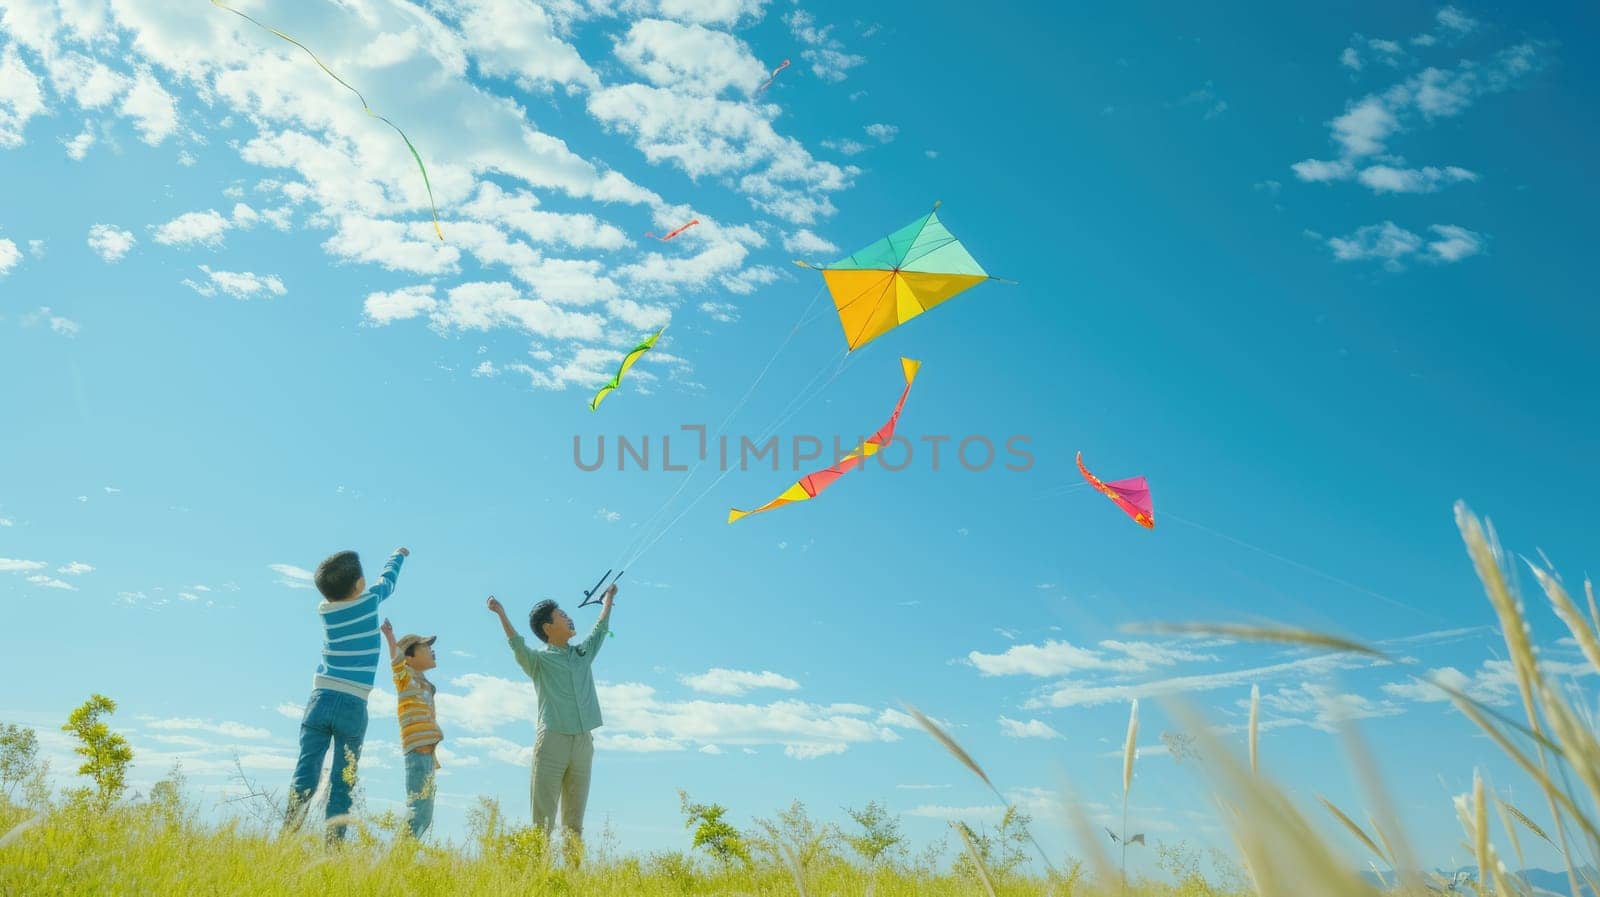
[380,618,444,838]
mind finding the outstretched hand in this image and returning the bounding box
[486,595,504,615]
[379,618,394,635]
[601,584,618,609]
[396,547,410,557]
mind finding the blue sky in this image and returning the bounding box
[3,0,1599,875]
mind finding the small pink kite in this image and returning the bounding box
[757,59,790,93]
[1077,451,1154,529]
[646,219,700,241]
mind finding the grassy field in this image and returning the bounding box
[3,503,1597,896]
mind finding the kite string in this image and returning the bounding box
[1162,508,1443,621]
[611,283,831,568]
[621,349,856,569]
[209,0,444,241]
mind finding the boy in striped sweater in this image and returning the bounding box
[285,546,409,841]
[379,618,444,838]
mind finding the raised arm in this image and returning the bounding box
[579,584,616,659]
[486,595,518,641]
[372,547,409,603]
[379,618,400,661]
[488,595,541,679]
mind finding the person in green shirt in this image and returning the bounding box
[485,583,615,854]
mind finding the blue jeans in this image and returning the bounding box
[287,688,368,840]
[403,750,437,838]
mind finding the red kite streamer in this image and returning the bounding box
[757,59,790,93]
[646,219,700,241]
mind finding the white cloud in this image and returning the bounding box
[1027,650,1382,709]
[680,668,801,696]
[783,228,838,256]
[27,239,43,258]
[699,744,723,755]
[269,563,314,590]
[1356,164,1477,194]
[613,19,766,97]
[1327,221,1484,269]
[968,639,1215,677]
[999,716,1061,740]
[1290,158,1354,183]
[119,66,178,145]
[438,674,900,758]
[1436,6,1479,34]
[63,124,95,160]
[1258,682,1403,732]
[363,285,439,325]
[0,238,21,276]
[0,516,13,527]
[87,224,136,262]
[2,558,48,573]
[57,561,93,575]
[145,718,271,740]
[622,0,770,27]
[26,574,77,591]
[595,507,621,523]
[0,44,46,148]
[786,10,865,82]
[1425,224,1485,262]
[587,83,855,223]
[446,0,599,93]
[152,210,231,248]
[183,265,286,300]
[864,123,897,143]
[50,315,81,337]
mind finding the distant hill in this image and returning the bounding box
[1360,867,1596,895]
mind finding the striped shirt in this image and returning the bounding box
[391,658,444,753]
[312,551,405,698]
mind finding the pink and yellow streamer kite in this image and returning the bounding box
[1076,451,1154,529]
[729,358,920,523]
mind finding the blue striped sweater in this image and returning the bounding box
[313,551,405,698]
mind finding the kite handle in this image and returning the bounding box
[579,568,624,607]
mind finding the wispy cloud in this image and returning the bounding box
[999,716,1062,739]
[1326,221,1484,269]
[268,563,314,590]
[968,638,1216,677]
[680,668,801,696]
[57,561,93,575]
[26,574,77,591]
[785,9,866,82]
[183,265,287,300]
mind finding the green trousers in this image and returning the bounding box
[530,730,594,836]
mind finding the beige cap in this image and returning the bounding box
[396,633,437,655]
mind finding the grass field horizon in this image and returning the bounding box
[7,503,1599,896]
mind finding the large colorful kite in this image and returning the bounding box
[210,0,444,241]
[797,202,1009,352]
[1077,452,1154,529]
[589,327,664,411]
[729,358,920,522]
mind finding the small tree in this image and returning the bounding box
[843,800,906,896]
[953,806,1034,881]
[62,694,134,809]
[679,790,750,867]
[0,723,41,803]
[752,800,840,881]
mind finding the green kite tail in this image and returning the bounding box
[210,0,445,241]
[589,327,665,411]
